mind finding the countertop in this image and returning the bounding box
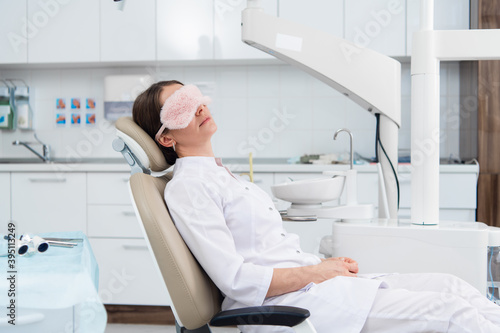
[0,157,480,174]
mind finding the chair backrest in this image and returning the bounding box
[115,117,221,329]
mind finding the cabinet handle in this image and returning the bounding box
[28,178,66,183]
[122,211,136,217]
[122,178,129,182]
[122,244,148,250]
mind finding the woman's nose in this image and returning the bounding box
[196,105,205,115]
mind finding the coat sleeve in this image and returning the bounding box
[165,177,274,307]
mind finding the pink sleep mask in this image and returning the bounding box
[155,84,212,140]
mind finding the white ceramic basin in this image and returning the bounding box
[271,176,345,204]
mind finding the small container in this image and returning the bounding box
[487,227,500,304]
[0,83,14,130]
[7,79,33,130]
[14,86,32,130]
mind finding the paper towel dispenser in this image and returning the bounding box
[104,75,153,121]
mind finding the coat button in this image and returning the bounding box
[296,250,301,254]
[245,187,249,190]
[268,207,273,211]
[281,233,285,237]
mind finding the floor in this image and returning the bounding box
[105,323,238,332]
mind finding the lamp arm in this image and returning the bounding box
[241,5,401,218]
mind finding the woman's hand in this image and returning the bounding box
[267,256,359,298]
[313,257,358,282]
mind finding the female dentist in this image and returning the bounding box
[133,80,500,333]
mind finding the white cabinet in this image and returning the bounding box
[278,0,344,38]
[406,0,470,54]
[87,172,142,238]
[87,172,170,306]
[345,0,406,57]
[27,0,99,63]
[0,0,28,64]
[90,238,171,306]
[157,0,214,61]
[214,0,277,59]
[11,172,86,234]
[100,0,156,62]
[0,173,11,224]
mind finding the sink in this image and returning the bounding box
[0,158,46,164]
[271,176,345,205]
[0,158,124,164]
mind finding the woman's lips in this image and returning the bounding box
[200,117,211,127]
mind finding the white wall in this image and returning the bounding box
[0,62,461,161]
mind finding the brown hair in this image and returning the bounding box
[132,80,183,165]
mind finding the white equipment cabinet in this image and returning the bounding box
[27,0,100,63]
[0,0,27,64]
[11,172,86,235]
[100,0,156,62]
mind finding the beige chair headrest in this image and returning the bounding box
[115,117,170,172]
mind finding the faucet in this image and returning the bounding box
[333,128,353,170]
[12,133,51,162]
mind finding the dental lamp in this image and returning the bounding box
[242,0,500,226]
[242,0,401,220]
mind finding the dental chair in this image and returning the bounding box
[113,117,317,333]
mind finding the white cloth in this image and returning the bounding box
[165,157,500,333]
[360,273,500,333]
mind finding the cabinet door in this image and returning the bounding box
[345,0,406,57]
[278,0,343,38]
[11,173,86,234]
[100,0,155,62]
[407,0,469,55]
[0,173,11,225]
[27,0,99,63]
[0,0,27,64]
[87,173,131,205]
[157,0,214,61]
[90,238,171,306]
[214,0,277,59]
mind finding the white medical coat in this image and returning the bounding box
[165,157,382,333]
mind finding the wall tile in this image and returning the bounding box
[280,98,313,130]
[60,69,92,97]
[31,69,61,101]
[215,66,247,98]
[312,97,347,131]
[279,130,313,158]
[248,65,279,97]
[279,66,312,97]
[214,98,247,131]
[247,98,280,131]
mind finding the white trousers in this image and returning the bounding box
[360,273,500,333]
[241,273,500,333]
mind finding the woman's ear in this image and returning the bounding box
[158,134,175,148]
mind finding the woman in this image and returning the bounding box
[133,80,500,333]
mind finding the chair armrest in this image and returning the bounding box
[209,305,310,327]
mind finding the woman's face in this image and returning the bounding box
[159,84,217,148]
